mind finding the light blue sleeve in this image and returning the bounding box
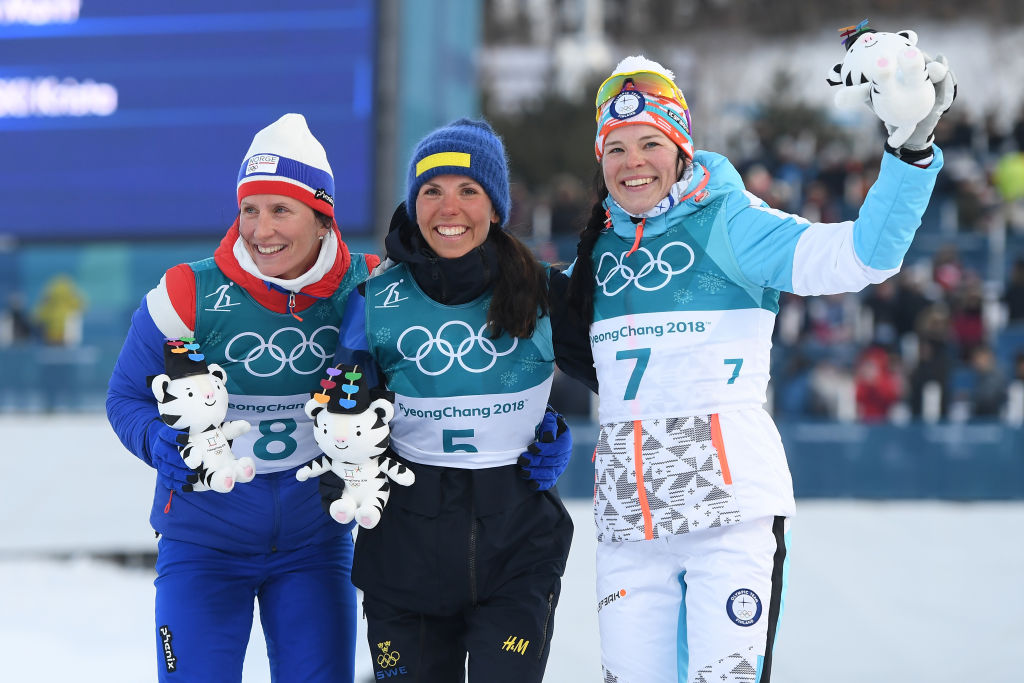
[726,147,943,296]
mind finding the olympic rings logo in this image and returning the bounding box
[595,241,695,296]
[223,325,338,377]
[397,320,517,376]
[376,651,400,667]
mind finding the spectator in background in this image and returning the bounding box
[932,243,964,295]
[992,148,1024,233]
[808,358,855,419]
[854,345,904,421]
[805,293,857,350]
[0,292,34,346]
[968,345,1008,418]
[909,303,954,419]
[862,278,900,349]
[549,173,588,236]
[1002,257,1024,323]
[1014,351,1024,384]
[33,274,85,346]
[949,273,986,360]
[892,268,933,340]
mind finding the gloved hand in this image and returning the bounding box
[146,421,198,492]
[517,406,572,491]
[889,54,957,156]
[318,470,346,516]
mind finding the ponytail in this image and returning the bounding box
[487,227,548,339]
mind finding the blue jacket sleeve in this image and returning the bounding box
[105,297,167,467]
[332,285,383,389]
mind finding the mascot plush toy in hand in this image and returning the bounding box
[826,20,949,148]
[150,338,255,493]
[299,364,414,529]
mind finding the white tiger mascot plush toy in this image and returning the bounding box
[826,21,949,148]
[149,338,255,493]
[298,364,414,529]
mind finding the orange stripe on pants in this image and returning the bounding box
[632,420,654,540]
[710,413,733,485]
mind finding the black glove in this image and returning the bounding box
[318,470,345,515]
[517,406,572,491]
[146,421,198,492]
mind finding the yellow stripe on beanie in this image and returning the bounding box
[416,151,471,177]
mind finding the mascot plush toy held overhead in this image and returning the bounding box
[299,364,414,529]
[826,20,949,148]
[149,338,255,493]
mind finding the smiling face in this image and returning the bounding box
[414,174,497,259]
[601,124,684,215]
[238,194,328,279]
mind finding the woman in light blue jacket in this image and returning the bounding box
[565,49,954,683]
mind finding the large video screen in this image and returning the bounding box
[0,1,375,240]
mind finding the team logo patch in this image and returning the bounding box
[597,588,627,612]
[245,153,279,175]
[314,187,334,206]
[375,640,408,678]
[726,588,762,626]
[159,625,178,672]
[662,106,690,134]
[609,90,645,120]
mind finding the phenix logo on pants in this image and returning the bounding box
[159,625,177,672]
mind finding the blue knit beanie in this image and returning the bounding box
[405,118,510,227]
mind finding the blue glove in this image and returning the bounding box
[517,406,572,491]
[146,420,198,493]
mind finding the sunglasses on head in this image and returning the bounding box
[594,69,687,118]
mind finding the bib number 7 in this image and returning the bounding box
[615,348,651,400]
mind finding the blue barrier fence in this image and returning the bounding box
[556,416,1024,501]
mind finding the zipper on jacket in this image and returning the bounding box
[538,590,555,660]
[287,293,303,321]
[468,501,479,605]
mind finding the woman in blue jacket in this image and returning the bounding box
[326,118,589,682]
[106,113,379,682]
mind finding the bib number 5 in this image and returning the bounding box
[443,429,478,453]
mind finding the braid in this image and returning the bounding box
[567,174,609,327]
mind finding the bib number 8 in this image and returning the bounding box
[253,418,298,460]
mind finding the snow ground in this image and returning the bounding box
[1,416,1021,682]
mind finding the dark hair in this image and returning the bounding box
[567,151,690,326]
[314,210,333,231]
[487,226,549,339]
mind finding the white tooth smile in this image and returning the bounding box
[624,178,654,187]
[437,226,468,237]
[256,244,284,255]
